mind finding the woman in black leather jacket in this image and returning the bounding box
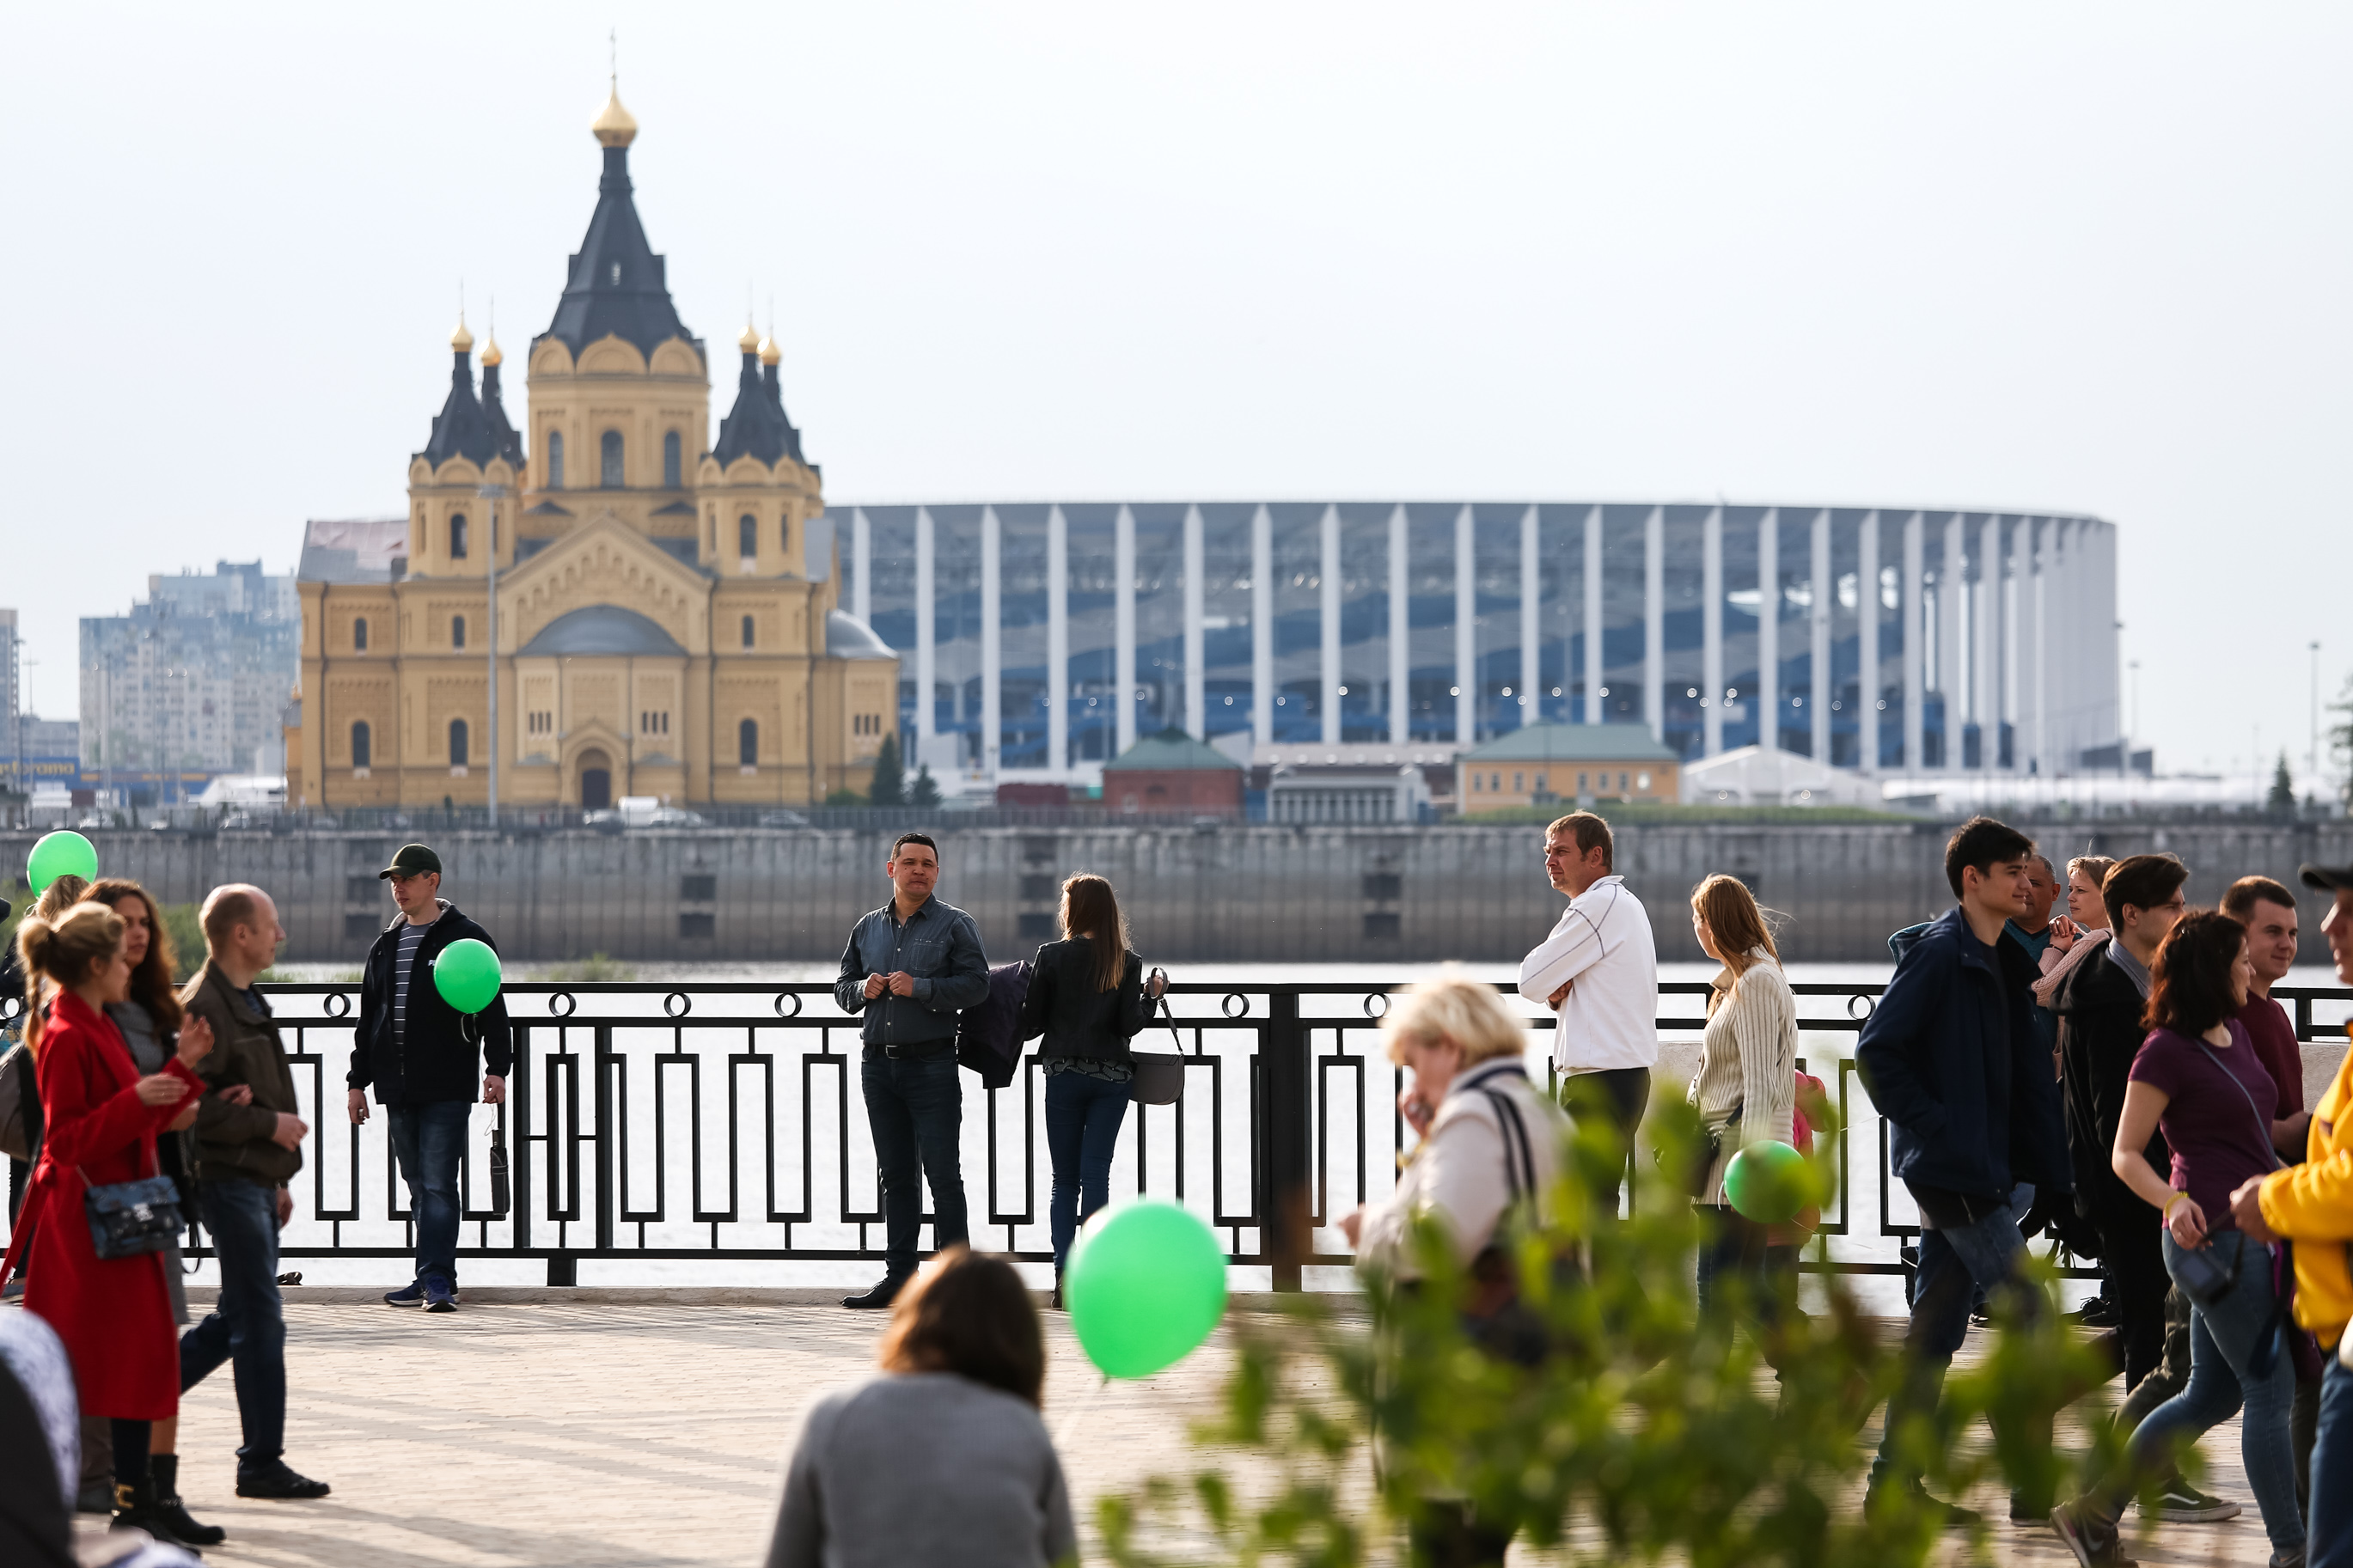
[1018,875,1165,1301]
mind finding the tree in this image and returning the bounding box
[869,730,905,807]
[908,764,942,806]
[2268,751,2295,813]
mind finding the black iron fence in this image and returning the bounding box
[9,979,2350,1289]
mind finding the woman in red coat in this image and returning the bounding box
[1,902,209,1547]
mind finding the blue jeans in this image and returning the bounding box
[1871,1192,2041,1491]
[2307,1349,2353,1568]
[1045,1071,1132,1271]
[386,1101,470,1290]
[179,1178,286,1470]
[861,1052,967,1278]
[2105,1230,2303,1550]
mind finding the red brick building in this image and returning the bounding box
[1102,729,1244,816]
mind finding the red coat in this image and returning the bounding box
[0,989,203,1419]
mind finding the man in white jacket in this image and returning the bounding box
[1518,812,1658,1204]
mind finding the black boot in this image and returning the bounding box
[842,1275,909,1310]
[113,1479,205,1557]
[150,1455,227,1546]
[1051,1271,1064,1311]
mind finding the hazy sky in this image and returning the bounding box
[5,4,2346,785]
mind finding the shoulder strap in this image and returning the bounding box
[2188,1034,2287,1172]
[1478,1086,1537,1204]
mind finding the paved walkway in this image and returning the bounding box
[132,1292,2283,1566]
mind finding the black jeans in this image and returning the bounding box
[861,1051,967,1278]
[180,1177,286,1470]
[2092,1201,2171,1394]
[1561,1065,1650,1209]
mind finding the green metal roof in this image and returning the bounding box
[1457,723,1679,765]
[1103,728,1246,772]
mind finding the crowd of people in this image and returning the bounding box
[8,810,2353,1568]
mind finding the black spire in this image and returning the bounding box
[713,339,804,467]
[539,137,698,361]
[480,351,524,468]
[417,337,503,467]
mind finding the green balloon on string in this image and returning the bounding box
[27,831,98,894]
[1723,1140,1810,1225]
[432,937,503,1014]
[1065,1199,1227,1379]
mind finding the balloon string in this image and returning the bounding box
[1051,1370,1113,1451]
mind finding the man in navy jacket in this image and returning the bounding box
[1858,815,2075,1526]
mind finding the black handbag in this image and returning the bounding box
[489,1124,511,1215]
[1129,978,1189,1107]
[82,1146,184,1261]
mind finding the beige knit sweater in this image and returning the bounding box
[1687,950,1799,1205]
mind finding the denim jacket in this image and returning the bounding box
[833,897,989,1055]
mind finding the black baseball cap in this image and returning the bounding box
[378,844,443,880]
[2299,862,2353,894]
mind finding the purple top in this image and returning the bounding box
[2127,1020,2280,1226]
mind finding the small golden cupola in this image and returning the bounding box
[449,318,475,356]
[591,84,638,149]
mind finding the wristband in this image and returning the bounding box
[2161,1191,2186,1217]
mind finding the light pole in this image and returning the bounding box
[477,484,507,828]
[2126,659,2140,753]
[2312,640,2323,799]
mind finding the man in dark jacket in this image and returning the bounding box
[345,845,512,1313]
[832,833,987,1309]
[179,884,330,1502]
[1857,815,2075,1526]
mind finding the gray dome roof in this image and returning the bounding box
[826,610,895,661]
[517,605,687,657]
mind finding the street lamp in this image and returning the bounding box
[477,484,508,828]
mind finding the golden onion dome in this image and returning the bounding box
[758,334,780,367]
[738,323,761,353]
[480,334,503,368]
[592,85,638,148]
[449,319,474,355]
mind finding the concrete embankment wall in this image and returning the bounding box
[8,821,2348,967]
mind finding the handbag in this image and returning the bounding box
[489,1124,511,1215]
[0,1041,34,1163]
[82,1146,184,1261]
[1128,978,1189,1107]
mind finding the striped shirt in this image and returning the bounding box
[1688,949,1800,1202]
[391,922,431,1045]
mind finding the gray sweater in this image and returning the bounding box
[765,1372,1077,1568]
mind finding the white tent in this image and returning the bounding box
[1678,746,1880,808]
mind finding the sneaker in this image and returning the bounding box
[423,1278,458,1314]
[76,1478,116,1514]
[2136,1477,2241,1522]
[2010,1487,2057,1524]
[2270,1551,2307,1568]
[1865,1478,1982,1529]
[383,1279,427,1309]
[2050,1498,2136,1566]
[842,1275,909,1311]
[2076,1297,2121,1327]
[235,1463,332,1500]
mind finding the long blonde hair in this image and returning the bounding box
[1691,874,1779,980]
[18,902,125,1057]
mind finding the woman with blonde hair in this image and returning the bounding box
[1017,873,1166,1296]
[765,1247,1074,1568]
[0,902,210,1551]
[1686,874,1800,1327]
[2034,854,2118,1008]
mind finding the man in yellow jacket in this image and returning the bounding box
[2233,858,2353,1568]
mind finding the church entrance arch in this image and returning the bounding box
[578,748,613,810]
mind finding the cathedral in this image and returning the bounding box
[292,85,897,814]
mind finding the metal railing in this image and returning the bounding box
[9,979,2349,1289]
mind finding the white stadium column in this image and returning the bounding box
[1977,514,2000,773]
[1321,503,1342,746]
[1582,505,1603,725]
[915,505,936,744]
[1115,503,1137,756]
[1942,515,1964,773]
[1643,505,1664,744]
[1858,510,1879,773]
[2014,517,2037,776]
[1455,504,1476,743]
[1519,504,1539,730]
[1183,503,1205,738]
[1388,503,1409,744]
[852,507,871,625]
[1903,512,1924,773]
[1757,509,1778,753]
[1810,509,1830,764]
[1701,505,1723,757]
[981,505,1001,778]
[1251,503,1273,747]
[1048,504,1069,771]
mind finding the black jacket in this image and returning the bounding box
[1019,938,1152,1065]
[351,900,515,1106]
[2054,939,2167,1220]
[1857,905,2072,1202]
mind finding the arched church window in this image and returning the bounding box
[663,431,682,488]
[451,615,466,650]
[739,718,759,767]
[739,515,757,558]
[352,619,368,652]
[547,432,565,490]
[449,718,469,768]
[742,614,755,650]
[450,514,468,559]
[601,430,623,488]
[351,721,371,769]
[779,518,791,556]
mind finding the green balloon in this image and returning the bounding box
[1065,1199,1227,1379]
[432,937,503,1014]
[1723,1140,1810,1225]
[26,831,98,894]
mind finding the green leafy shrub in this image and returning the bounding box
[535,952,637,982]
